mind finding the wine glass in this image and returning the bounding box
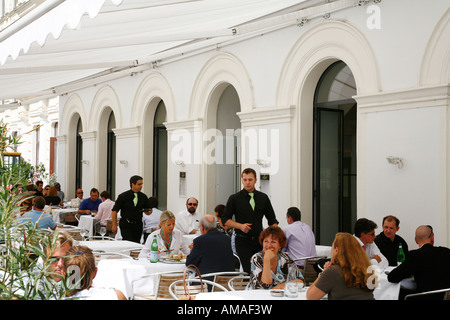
[80,228,88,241]
[99,226,107,239]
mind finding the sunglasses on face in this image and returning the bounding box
[49,256,65,264]
[187,203,198,206]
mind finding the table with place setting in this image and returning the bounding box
[93,256,186,299]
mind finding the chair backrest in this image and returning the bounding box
[129,249,141,259]
[155,272,186,300]
[93,251,134,267]
[169,279,228,300]
[294,255,327,285]
[200,271,247,291]
[404,288,450,300]
[65,213,79,223]
[233,254,242,272]
[67,230,82,241]
[228,276,250,291]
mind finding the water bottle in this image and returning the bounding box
[397,243,405,265]
[150,235,158,263]
[284,263,299,298]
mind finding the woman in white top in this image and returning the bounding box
[63,245,126,300]
[139,210,190,259]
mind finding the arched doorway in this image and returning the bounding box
[215,85,241,206]
[106,112,116,199]
[75,117,83,191]
[153,100,168,210]
[313,61,357,245]
[204,83,242,213]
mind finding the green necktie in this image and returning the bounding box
[249,192,255,211]
[133,193,138,207]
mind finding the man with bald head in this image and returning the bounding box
[388,225,450,299]
[185,214,235,277]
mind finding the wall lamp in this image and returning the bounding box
[386,156,403,169]
[119,160,128,167]
[256,159,271,168]
[175,160,185,167]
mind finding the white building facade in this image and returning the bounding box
[4,0,449,247]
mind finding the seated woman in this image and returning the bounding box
[250,225,304,290]
[63,245,126,300]
[44,186,63,207]
[306,232,376,300]
[139,210,190,259]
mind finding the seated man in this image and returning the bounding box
[175,197,202,235]
[95,190,115,237]
[353,218,388,269]
[19,196,56,230]
[374,215,409,266]
[388,225,450,300]
[185,215,235,278]
[282,207,317,267]
[78,188,102,215]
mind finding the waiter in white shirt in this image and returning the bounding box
[175,197,202,235]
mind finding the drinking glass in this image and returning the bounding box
[80,228,88,240]
[99,226,107,239]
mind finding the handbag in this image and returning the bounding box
[179,264,204,300]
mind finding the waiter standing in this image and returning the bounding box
[112,175,148,243]
[222,168,278,273]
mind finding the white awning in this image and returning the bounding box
[0,0,334,103]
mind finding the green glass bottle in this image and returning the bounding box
[397,243,405,265]
[150,235,158,263]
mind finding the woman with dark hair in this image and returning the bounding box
[249,225,304,289]
[215,204,232,237]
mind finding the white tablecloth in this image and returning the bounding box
[315,245,331,258]
[93,258,185,299]
[78,240,143,254]
[196,288,308,300]
[78,215,95,237]
[373,271,401,300]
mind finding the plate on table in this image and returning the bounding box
[159,257,186,264]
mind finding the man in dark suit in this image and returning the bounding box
[186,215,235,277]
[387,225,450,299]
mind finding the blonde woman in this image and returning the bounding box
[64,245,126,300]
[139,210,190,259]
[307,232,376,300]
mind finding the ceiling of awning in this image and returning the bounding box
[0,0,330,104]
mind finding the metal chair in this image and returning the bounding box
[294,255,327,285]
[131,271,186,300]
[404,288,450,300]
[199,271,248,291]
[228,275,251,291]
[169,278,228,300]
